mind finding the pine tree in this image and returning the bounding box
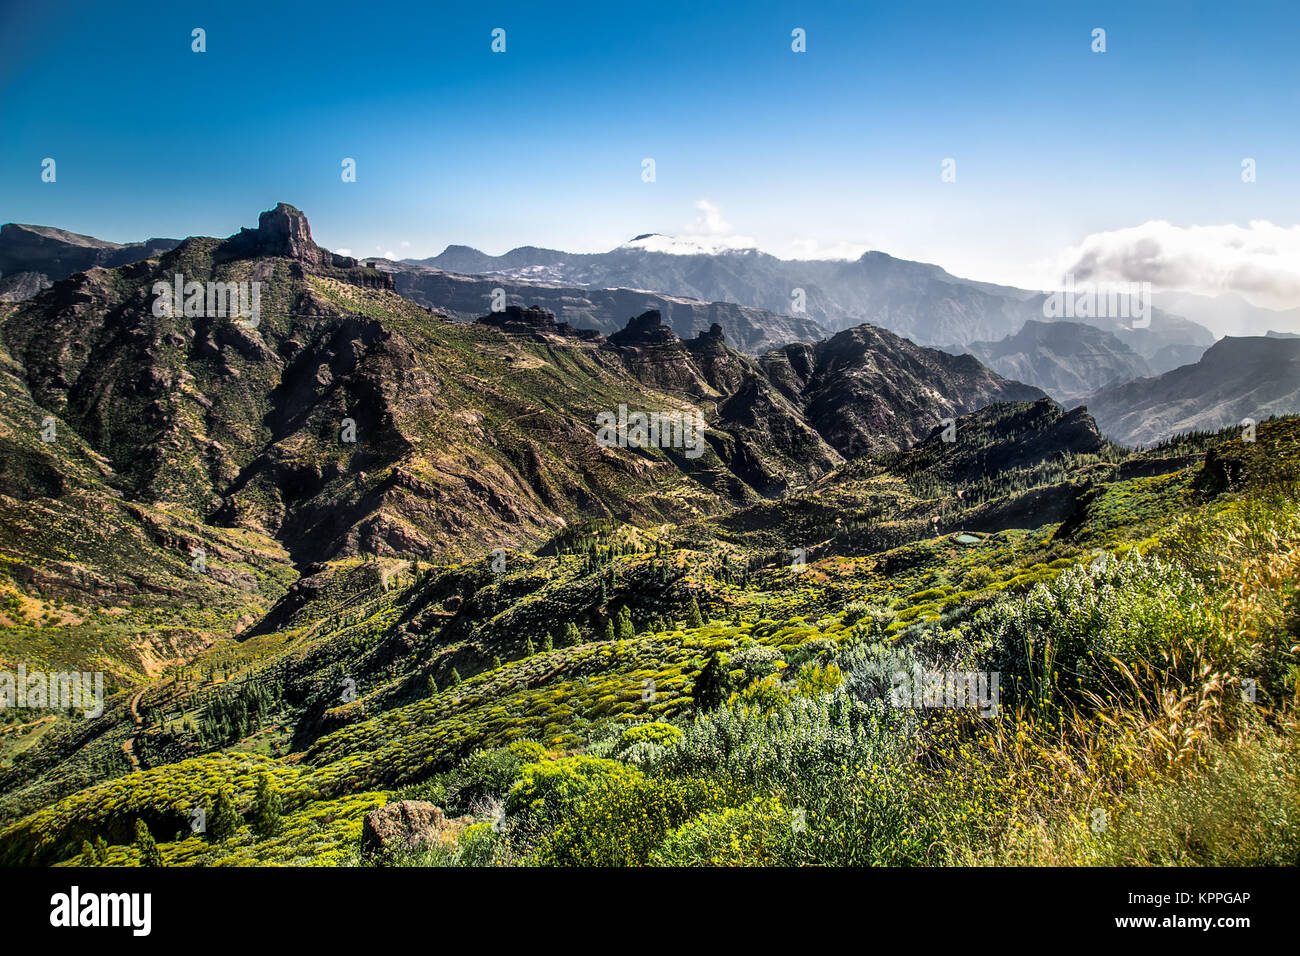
[448,667,462,687]
[616,606,635,641]
[94,836,110,862]
[542,632,554,653]
[134,818,163,867]
[251,773,282,840]
[692,652,734,713]
[603,620,615,642]
[80,839,99,865]
[564,622,581,647]
[685,597,705,629]
[426,674,439,696]
[524,637,536,657]
[205,787,241,843]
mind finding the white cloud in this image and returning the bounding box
[680,200,756,250]
[1054,220,1300,310]
[336,247,352,257]
[783,238,870,261]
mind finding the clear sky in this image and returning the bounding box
[2,0,1298,301]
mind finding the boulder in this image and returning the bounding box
[360,800,447,857]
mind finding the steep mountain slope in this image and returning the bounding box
[2,206,841,577]
[964,320,1153,403]
[1084,335,1300,446]
[760,324,1046,458]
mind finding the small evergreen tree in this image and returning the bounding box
[205,787,241,843]
[94,836,110,862]
[603,620,615,642]
[685,598,705,629]
[134,818,163,867]
[491,654,502,669]
[80,839,99,865]
[524,637,536,657]
[564,623,581,646]
[692,652,734,713]
[615,606,635,641]
[542,632,554,653]
[426,674,439,696]
[251,773,282,840]
[448,667,462,687]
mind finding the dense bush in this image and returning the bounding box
[535,774,747,866]
[505,756,641,821]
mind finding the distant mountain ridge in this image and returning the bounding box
[3,216,1220,374]
[0,222,180,296]
[1084,335,1300,446]
[408,239,1215,371]
[375,261,826,355]
[964,320,1153,404]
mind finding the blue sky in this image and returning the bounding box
[2,0,1298,298]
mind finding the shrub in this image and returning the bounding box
[617,722,682,751]
[505,756,642,821]
[652,797,795,866]
[447,742,544,811]
[535,774,746,866]
[794,662,843,698]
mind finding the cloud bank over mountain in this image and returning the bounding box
[1055,220,1300,312]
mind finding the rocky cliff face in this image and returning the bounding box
[220,203,371,274]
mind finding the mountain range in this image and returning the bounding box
[963,320,1153,404]
[0,222,179,301]
[5,205,1298,452]
[402,238,1216,372]
[3,217,1221,375]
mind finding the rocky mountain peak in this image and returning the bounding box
[609,309,679,347]
[476,304,560,332]
[220,202,357,270]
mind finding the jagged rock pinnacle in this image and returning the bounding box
[222,202,358,270]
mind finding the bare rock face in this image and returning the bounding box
[221,202,360,271]
[608,309,679,348]
[360,800,448,856]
